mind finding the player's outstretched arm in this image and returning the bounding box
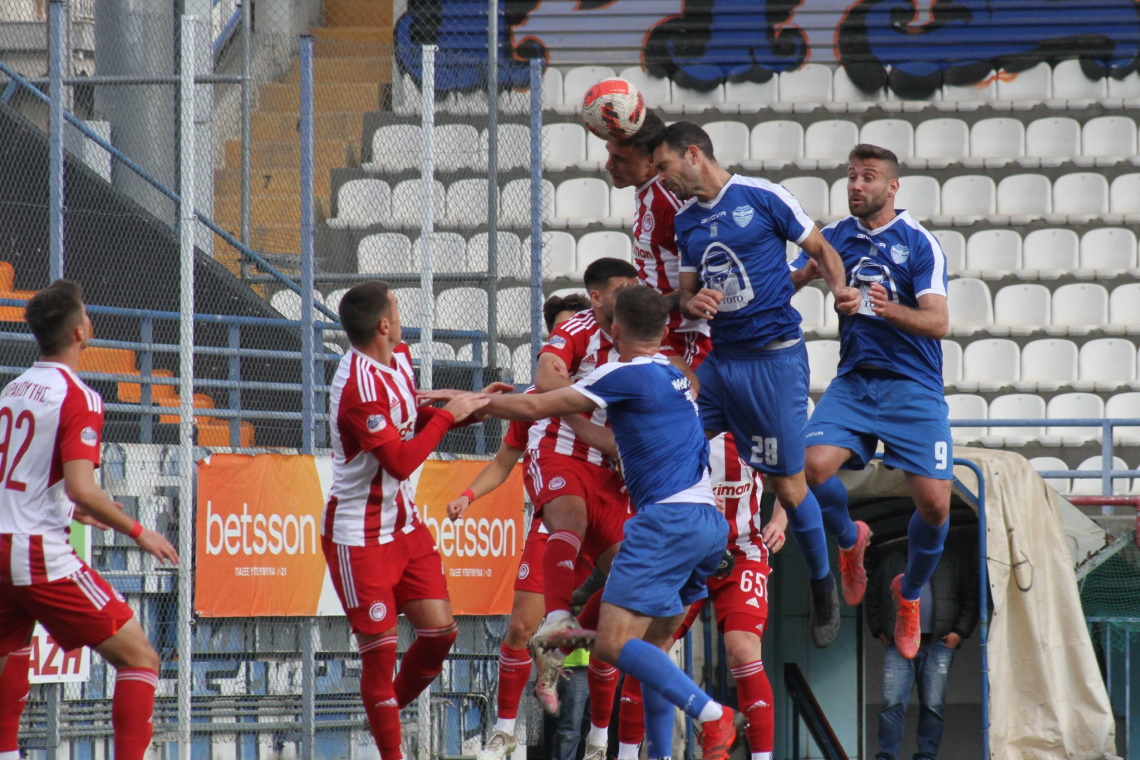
[561,416,617,458]
[63,459,179,565]
[789,258,820,292]
[799,228,860,314]
[534,353,572,393]
[486,385,596,421]
[868,286,949,338]
[678,271,723,320]
[446,441,524,520]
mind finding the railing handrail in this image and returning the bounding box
[784,662,849,760]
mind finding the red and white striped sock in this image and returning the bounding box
[731,660,774,760]
[360,635,402,760]
[112,667,158,760]
[394,623,457,708]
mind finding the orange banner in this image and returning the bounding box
[195,454,327,617]
[415,459,526,616]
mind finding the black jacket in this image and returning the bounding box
[865,537,980,643]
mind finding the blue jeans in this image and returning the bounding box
[550,667,591,760]
[876,640,955,760]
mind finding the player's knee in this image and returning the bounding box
[722,632,763,667]
[505,617,534,648]
[114,643,159,672]
[591,631,623,666]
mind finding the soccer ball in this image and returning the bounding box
[581,78,646,140]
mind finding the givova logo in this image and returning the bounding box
[701,243,754,311]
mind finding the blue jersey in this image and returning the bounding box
[820,211,947,394]
[676,175,815,351]
[571,355,713,509]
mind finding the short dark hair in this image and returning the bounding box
[658,120,716,163]
[613,286,667,341]
[583,257,638,292]
[338,281,392,346]
[849,143,899,178]
[25,279,85,355]
[543,293,590,332]
[617,108,666,158]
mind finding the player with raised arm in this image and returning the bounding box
[322,281,489,760]
[801,145,951,660]
[650,121,861,649]
[0,280,179,760]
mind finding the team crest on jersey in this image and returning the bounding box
[518,563,530,580]
[549,477,566,490]
[549,335,567,348]
[80,427,97,446]
[368,602,388,621]
[367,414,386,432]
[890,244,910,264]
[701,243,754,311]
[732,205,754,228]
[641,210,655,234]
[709,222,718,238]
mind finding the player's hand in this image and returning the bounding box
[73,504,112,531]
[761,522,787,553]
[714,494,726,514]
[834,285,861,315]
[481,381,516,395]
[798,259,821,281]
[941,632,962,649]
[442,392,490,423]
[881,634,890,646]
[136,528,179,565]
[446,495,471,521]
[868,283,894,318]
[416,389,464,405]
[688,288,723,320]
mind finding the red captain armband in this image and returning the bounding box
[462,489,475,503]
[128,521,144,539]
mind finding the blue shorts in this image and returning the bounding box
[602,502,728,618]
[805,370,954,480]
[696,341,810,476]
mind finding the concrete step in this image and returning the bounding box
[215,166,332,198]
[320,0,392,28]
[258,81,382,112]
[282,56,391,85]
[214,195,329,228]
[223,138,356,170]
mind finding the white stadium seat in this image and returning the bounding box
[1080,228,1137,272]
[806,339,840,393]
[576,230,633,273]
[408,341,457,363]
[780,176,829,220]
[489,124,532,171]
[941,77,997,110]
[1048,282,1109,336]
[777,64,833,111]
[608,185,636,227]
[1110,283,1140,330]
[585,131,609,166]
[803,120,859,168]
[1108,173,1140,221]
[1106,71,1140,107]
[893,175,940,219]
[436,287,488,330]
[555,178,609,227]
[946,278,993,336]
[444,178,494,228]
[994,174,1051,224]
[468,232,525,278]
[945,393,988,443]
[992,283,1049,336]
[327,179,390,229]
[270,289,324,322]
[388,178,446,228]
[981,393,1046,447]
[543,123,587,171]
[1021,228,1079,278]
[670,82,725,114]
[1070,455,1130,495]
[527,230,576,279]
[995,62,1052,108]
[964,229,1020,278]
[414,232,468,272]
[932,230,966,274]
[358,232,414,274]
[1024,117,1080,167]
[392,287,425,327]
[496,287,534,337]
[1044,392,1104,446]
[961,338,1019,392]
[1017,338,1078,392]
[747,121,804,170]
[724,77,779,114]
[435,124,483,171]
[913,118,969,168]
[1051,172,1109,224]
[560,65,617,112]
[829,178,849,221]
[942,339,963,385]
[966,117,1025,168]
[1106,393,1140,446]
[457,341,511,367]
[1048,59,1106,108]
[363,125,420,173]
[831,66,885,112]
[1030,456,1071,492]
[859,119,914,159]
[617,66,672,109]
[703,121,750,166]
[936,175,995,225]
[1076,338,1136,392]
[792,287,826,331]
[1078,115,1137,166]
[501,178,554,227]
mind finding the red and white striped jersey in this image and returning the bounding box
[0,362,104,585]
[632,176,709,338]
[709,433,768,564]
[502,388,541,504]
[535,309,616,467]
[324,345,423,546]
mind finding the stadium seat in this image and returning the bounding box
[881,82,940,114]
[992,283,1049,336]
[436,124,484,172]
[964,229,1020,279]
[746,121,804,171]
[389,179,446,228]
[1051,172,1109,224]
[584,131,610,168]
[1023,117,1080,168]
[946,278,992,335]
[1105,71,1140,108]
[724,77,779,114]
[960,338,1019,392]
[893,175,940,219]
[703,121,750,167]
[363,125,420,173]
[912,118,969,168]
[555,178,609,228]
[541,67,564,111]
[511,344,536,384]
[792,286,826,332]
[1048,59,1106,109]
[1109,283,1140,332]
[1075,338,1136,392]
[945,393,988,443]
[1077,116,1137,167]
[468,232,526,278]
[444,178,494,228]
[457,341,511,367]
[993,174,1051,224]
[490,124,533,171]
[408,341,458,363]
[543,123,587,171]
[560,65,617,113]
[940,77,997,110]
[806,339,840,393]
[617,66,672,109]
[393,287,429,329]
[1107,173,1140,222]
[932,230,966,274]
[994,62,1052,109]
[860,119,914,159]
[497,287,534,337]
[936,175,996,226]
[1105,393,1140,446]
[1044,392,1103,446]
[965,117,1025,168]
[829,178,849,222]
[526,231,575,279]
[327,179,391,229]
[1021,228,1079,279]
[413,232,468,272]
[576,230,633,273]
[776,64,833,112]
[803,120,859,168]
[358,232,414,274]
[1029,455,1072,492]
[1048,282,1109,336]
[270,289,325,322]
[780,176,829,220]
[831,66,886,112]
[942,339,963,385]
[1080,228,1137,274]
[436,287,488,330]
[1017,338,1078,392]
[821,291,840,337]
[1070,455,1130,495]
[324,288,349,314]
[670,82,725,115]
[981,393,1046,447]
[608,184,636,227]
[501,178,554,227]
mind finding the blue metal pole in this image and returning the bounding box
[683,630,694,760]
[528,58,544,378]
[954,457,990,759]
[299,35,315,457]
[48,0,64,280]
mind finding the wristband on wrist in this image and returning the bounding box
[128,521,144,539]
[462,489,475,503]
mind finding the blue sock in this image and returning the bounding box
[813,475,859,549]
[615,638,712,720]
[901,513,949,599]
[641,683,674,758]
[785,491,831,580]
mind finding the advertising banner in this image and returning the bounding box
[29,522,91,683]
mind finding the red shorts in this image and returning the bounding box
[530,450,630,561]
[322,523,449,635]
[514,519,594,594]
[667,330,712,370]
[0,564,134,655]
[706,555,771,636]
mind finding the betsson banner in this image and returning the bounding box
[196,454,525,617]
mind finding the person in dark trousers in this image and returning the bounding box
[865,535,979,760]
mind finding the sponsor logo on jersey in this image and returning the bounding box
[710,222,718,238]
[746,597,761,608]
[368,601,388,621]
[671,377,690,391]
[890,244,910,264]
[732,205,754,227]
[549,335,567,348]
[80,427,98,446]
[367,414,386,432]
[701,243,754,311]
[701,210,727,224]
[549,477,566,490]
[641,210,655,234]
[518,562,530,580]
[376,698,398,707]
[713,481,752,498]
